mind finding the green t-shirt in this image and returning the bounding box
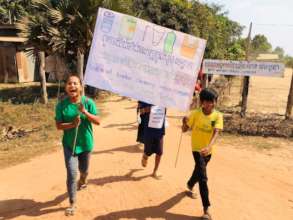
[55,96,99,154]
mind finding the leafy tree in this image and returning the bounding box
[132,0,243,60]
[226,41,245,60]
[274,46,285,59]
[284,55,293,67]
[132,0,195,33]
[251,34,272,55]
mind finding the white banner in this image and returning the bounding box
[84,8,206,111]
[203,59,285,77]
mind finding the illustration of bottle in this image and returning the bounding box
[142,25,150,41]
[164,31,176,54]
[101,11,115,33]
[180,36,198,59]
[119,16,137,40]
[152,27,165,46]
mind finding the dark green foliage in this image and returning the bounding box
[132,0,244,60]
[251,34,272,54]
[0,0,32,24]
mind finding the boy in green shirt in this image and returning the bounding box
[182,88,223,220]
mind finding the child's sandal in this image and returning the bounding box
[77,179,87,190]
[202,212,212,220]
[65,206,76,216]
[185,190,197,199]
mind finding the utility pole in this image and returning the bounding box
[240,22,252,117]
[285,68,293,119]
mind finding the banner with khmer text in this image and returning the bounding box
[84,8,206,111]
[203,59,284,77]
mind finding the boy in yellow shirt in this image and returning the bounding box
[182,88,223,220]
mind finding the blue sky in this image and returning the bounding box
[201,0,293,56]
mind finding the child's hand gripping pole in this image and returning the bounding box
[175,116,188,168]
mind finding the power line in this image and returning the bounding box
[254,23,293,27]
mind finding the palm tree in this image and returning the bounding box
[0,0,30,24]
[45,0,132,80]
[17,0,132,102]
[16,2,54,104]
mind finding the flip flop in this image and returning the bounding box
[185,190,197,199]
[78,183,87,190]
[77,180,87,190]
[202,212,212,220]
[65,206,76,216]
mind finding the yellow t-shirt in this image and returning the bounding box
[187,108,223,153]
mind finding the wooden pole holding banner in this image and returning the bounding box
[175,131,183,168]
[72,103,81,156]
[240,22,252,117]
[72,125,79,156]
[285,69,293,119]
[77,49,85,96]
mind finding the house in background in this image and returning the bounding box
[0,24,36,83]
[256,53,280,61]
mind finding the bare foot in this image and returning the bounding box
[141,155,148,167]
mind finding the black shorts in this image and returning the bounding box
[144,137,163,156]
[136,123,144,143]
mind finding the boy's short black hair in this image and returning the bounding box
[199,88,218,102]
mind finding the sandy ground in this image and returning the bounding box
[222,68,292,115]
[0,96,293,220]
[248,68,292,114]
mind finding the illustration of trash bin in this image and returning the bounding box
[119,16,137,40]
[101,11,115,33]
[180,36,198,59]
[164,31,176,54]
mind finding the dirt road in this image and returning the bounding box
[1,96,293,220]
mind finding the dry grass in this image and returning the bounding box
[0,83,110,169]
[0,99,61,168]
[221,68,292,115]
[219,133,292,151]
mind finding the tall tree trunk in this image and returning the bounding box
[285,70,293,119]
[77,50,84,95]
[38,51,48,104]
